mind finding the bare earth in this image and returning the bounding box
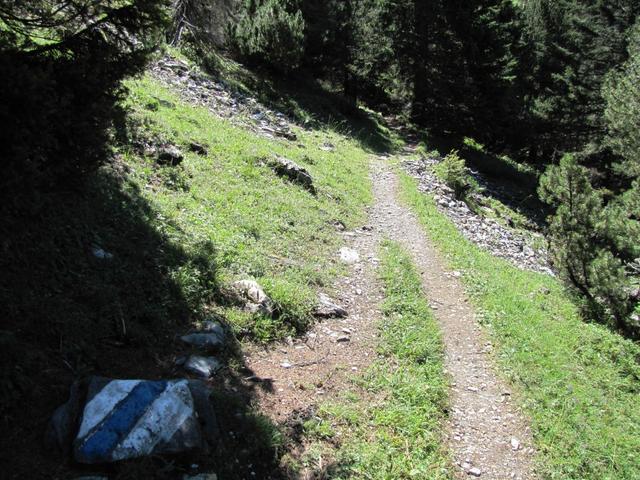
[243,157,537,479]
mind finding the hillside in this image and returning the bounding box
[1,50,638,479]
[1,2,640,479]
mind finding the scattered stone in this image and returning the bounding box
[91,246,113,260]
[511,438,521,451]
[157,145,184,166]
[468,467,482,477]
[158,99,176,109]
[275,129,297,141]
[181,356,223,378]
[184,475,218,480]
[320,142,335,152]
[152,55,298,146]
[314,293,347,318]
[404,157,553,275]
[336,336,351,343]
[50,377,217,464]
[332,220,346,231]
[339,247,360,264]
[268,156,315,193]
[280,362,293,369]
[189,142,208,156]
[180,321,226,351]
[228,280,274,316]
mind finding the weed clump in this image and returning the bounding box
[435,150,477,201]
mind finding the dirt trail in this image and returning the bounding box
[370,159,537,479]
[244,157,536,479]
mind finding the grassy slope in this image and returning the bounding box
[399,173,640,480]
[1,67,380,477]
[301,241,450,479]
[122,76,373,340]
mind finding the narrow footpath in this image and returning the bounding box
[244,157,537,479]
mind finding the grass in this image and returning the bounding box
[298,240,451,479]
[1,57,384,477]
[399,173,640,480]
[121,75,374,341]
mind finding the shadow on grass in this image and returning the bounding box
[0,165,308,479]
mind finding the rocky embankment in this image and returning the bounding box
[150,56,297,141]
[404,157,553,275]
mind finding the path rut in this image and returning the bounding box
[244,158,536,479]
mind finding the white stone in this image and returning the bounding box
[339,247,360,264]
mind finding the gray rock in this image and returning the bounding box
[48,377,218,464]
[200,320,226,339]
[189,142,208,156]
[182,356,222,378]
[91,246,113,260]
[184,474,218,480]
[158,99,176,109]
[339,247,360,264]
[314,293,347,318]
[187,380,220,446]
[228,280,274,316]
[180,332,225,351]
[158,145,184,166]
[180,320,226,351]
[268,156,315,193]
[468,467,482,477]
[275,129,297,141]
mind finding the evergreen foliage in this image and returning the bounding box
[538,14,640,337]
[0,1,168,196]
[603,20,640,178]
[436,150,477,202]
[539,154,639,336]
[232,0,305,73]
[523,0,639,164]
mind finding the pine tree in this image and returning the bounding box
[301,0,357,101]
[0,1,169,195]
[233,0,305,73]
[538,155,639,335]
[524,0,639,165]
[603,20,640,178]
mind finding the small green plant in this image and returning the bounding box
[463,136,486,152]
[435,150,477,201]
[303,417,336,440]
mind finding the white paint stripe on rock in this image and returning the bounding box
[111,380,194,460]
[77,380,141,438]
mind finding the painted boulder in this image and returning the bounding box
[49,377,218,464]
